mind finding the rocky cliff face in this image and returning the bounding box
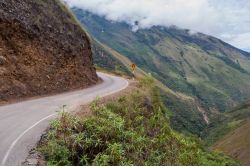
[0,0,98,103]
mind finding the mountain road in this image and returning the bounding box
[0,72,129,166]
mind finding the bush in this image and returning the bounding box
[39,80,239,166]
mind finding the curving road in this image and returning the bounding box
[0,72,129,166]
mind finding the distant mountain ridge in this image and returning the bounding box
[73,8,250,113]
[165,28,250,58]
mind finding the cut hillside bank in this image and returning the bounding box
[0,0,98,103]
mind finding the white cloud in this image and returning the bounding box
[65,0,250,52]
[221,33,250,51]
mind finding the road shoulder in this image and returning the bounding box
[22,80,137,166]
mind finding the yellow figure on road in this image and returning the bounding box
[131,63,137,72]
[131,63,137,80]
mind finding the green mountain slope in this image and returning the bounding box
[209,101,250,165]
[73,8,250,113]
[91,39,132,76]
[206,100,250,145]
[212,120,250,166]
[88,38,208,136]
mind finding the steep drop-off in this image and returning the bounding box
[73,8,250,112]
[72,8,250,135]
[92,39,132,76]
[205,101,250,165]
[0,0,98,103]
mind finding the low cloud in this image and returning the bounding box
[65,0,250,51]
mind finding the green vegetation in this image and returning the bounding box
[73,8,250,113]
[205,101,250,145]
[161,92,207,137]
[90,36,207,137]
[71,9,209,136]
[39,77,239,166]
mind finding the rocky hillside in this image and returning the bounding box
[0,0,98,103]
[91,39,132,76]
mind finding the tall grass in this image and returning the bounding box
[39,77,239,166]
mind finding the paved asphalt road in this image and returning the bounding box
[0,72,129,166]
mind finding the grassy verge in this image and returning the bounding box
[39,77,239,166]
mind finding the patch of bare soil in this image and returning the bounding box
[0,0,98,103]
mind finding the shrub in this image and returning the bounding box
[39,79,239,166]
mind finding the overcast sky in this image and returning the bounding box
[65,0,250,52]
